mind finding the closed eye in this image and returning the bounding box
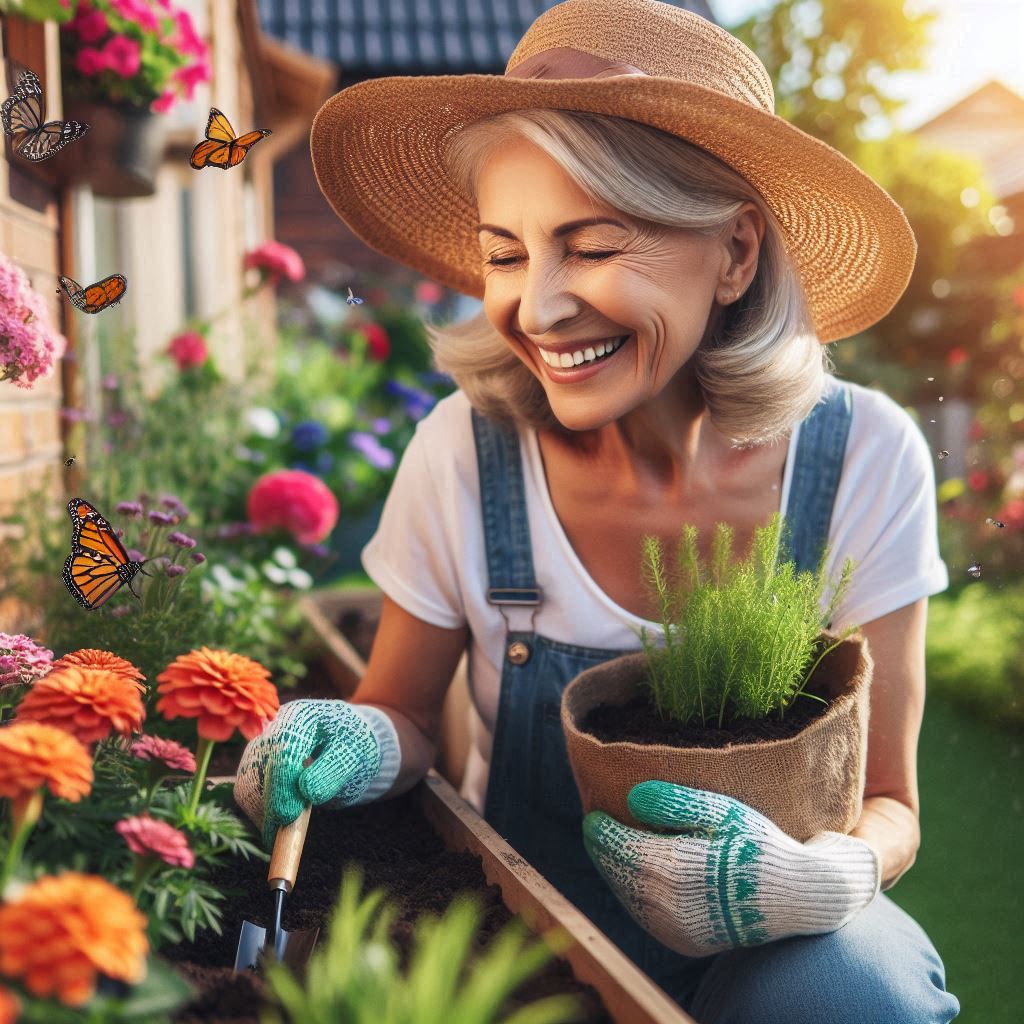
[485,251,618,267]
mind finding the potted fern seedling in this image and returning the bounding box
[561,510,872,842]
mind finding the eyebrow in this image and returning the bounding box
[475,216,627,240]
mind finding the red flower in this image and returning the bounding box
[243,241,305,286]
[115,815,195,869]
[73,47,107,76]
[100,36,141,78]
[359,323,391,362]
[69,6,109,44]
[247,469,339,545]
[947,347,968,368]
[167,331,208,370]
[967,470,989,491]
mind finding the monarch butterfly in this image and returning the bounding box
[62,498,150,610]
[1,68,89,162]
[189,108,271,170]
[59,274,127,314]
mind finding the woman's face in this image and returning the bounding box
[476,136,763,435]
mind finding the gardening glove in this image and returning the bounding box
[582,781,881,959]
[234,698,401,847]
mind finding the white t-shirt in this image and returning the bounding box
[361,380,950,816]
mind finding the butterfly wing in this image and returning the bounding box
[226,130,272,167]
[204,107,236,143]
[2,70,43,138]
[63,551,125,610]
[190,138,228,169]
[17,120,89,162]
[80,274,127,313]
[58,276,86,311]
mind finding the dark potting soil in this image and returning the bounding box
[335,605,378,664]
[582,677,832,748]
[163,787,612,1023]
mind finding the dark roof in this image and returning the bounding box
[256,0,718,79]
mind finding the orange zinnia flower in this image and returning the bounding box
[0,872,147,1007]
[15,666,145,744]
[50,648,146,694]
[0,721,93,807]
[0,984,19,1024]
[156,647,278,741]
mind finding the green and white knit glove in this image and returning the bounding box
[234,699,401,847]
[582,781,881,959]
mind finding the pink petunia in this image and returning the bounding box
[115,815,195,869]
[108,0,160,34]
[247,469,339,545]
[171,8,207,58]
[166,331,208,370]
[171,57,212,101]
[243,241,305,287]
[73,47,108,77]
[101,36,142,78]
[71,6,110,44]
[1,253,66,388]
[151,89,176,114]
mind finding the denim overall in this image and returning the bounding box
[471,379,960,1023]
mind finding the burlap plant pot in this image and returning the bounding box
[561,631,873,842]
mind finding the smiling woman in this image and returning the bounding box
[425,109,832,453]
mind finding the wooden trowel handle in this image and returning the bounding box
[268,805,311,894]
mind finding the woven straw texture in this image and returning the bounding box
[310,0,916,344]
[560,632,873,842]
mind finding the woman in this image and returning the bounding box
[235,1,960,1019]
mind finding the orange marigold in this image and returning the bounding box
[15,667,145,745]
[0,983,19,1024]
[0,722,92,804]
[50,648,146,694]
[0,872,147,1007]
[156,647,279,741]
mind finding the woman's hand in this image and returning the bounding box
[582,781,881,958]
[234,699,393,847]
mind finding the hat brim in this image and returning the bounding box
[310,74,916,343]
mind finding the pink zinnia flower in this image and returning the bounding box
[166,331,208,370]
[1,254,66,388]
[115,815,195,869]
[73,46,108,77]
[101,36,141,78]
[0,634,53,691]
[130,735,196,773]
[243,241,305,286]
[358,323,391,362]
[247,469,339,545]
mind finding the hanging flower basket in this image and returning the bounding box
[60,99,168,198]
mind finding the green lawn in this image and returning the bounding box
[888,690,1023,1023]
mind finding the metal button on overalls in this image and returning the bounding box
[506,640,531,664]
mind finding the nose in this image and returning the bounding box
[516,257,581,340]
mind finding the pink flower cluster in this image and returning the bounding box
[63,0,212,114]
[166,331,208,371]
[115,814,195,869]
[247,469,339,545]
[0,633,54,692]
[243,242,306,287]
[0,254,66,390]
[130,734,196,774]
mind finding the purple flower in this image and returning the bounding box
[126,549,146,562]
[166,564,186,578]
[419,370,455,388]
[116,502,143,518]
[167,531,196,549]
[137,492,150,505]
[384,380,436,421]
[302,543,329,558]
[348,431,396,470]
[190,552,206,564]
[370,417,392,435]
[106,411,128,428]
[60,407,93,423]
[0,632,53,689]
[102,373,119,389]
[148,510,175,526]
[291,420,329,452]
[160,494,183,510]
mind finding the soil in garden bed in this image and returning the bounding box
[582,676,833,748]
[335,605,378,663]
[163,787,612,1023]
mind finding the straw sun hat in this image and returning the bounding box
[310,0,916,344]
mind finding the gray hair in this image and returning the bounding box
[424,110,835,449]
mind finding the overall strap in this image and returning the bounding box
[779,377,854,577]
[470,407,543,630]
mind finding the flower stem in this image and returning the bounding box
[185,737,215,821]
[1,789,43,896]
[131,854,163,901]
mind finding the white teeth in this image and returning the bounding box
[540,335,626,368]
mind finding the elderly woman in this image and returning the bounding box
[235,1,959,1020]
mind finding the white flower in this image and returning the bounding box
[287,568,314,590]
[245,407,280,439]
[272,546,297,569]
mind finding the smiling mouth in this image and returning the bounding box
[536,334,631,369]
